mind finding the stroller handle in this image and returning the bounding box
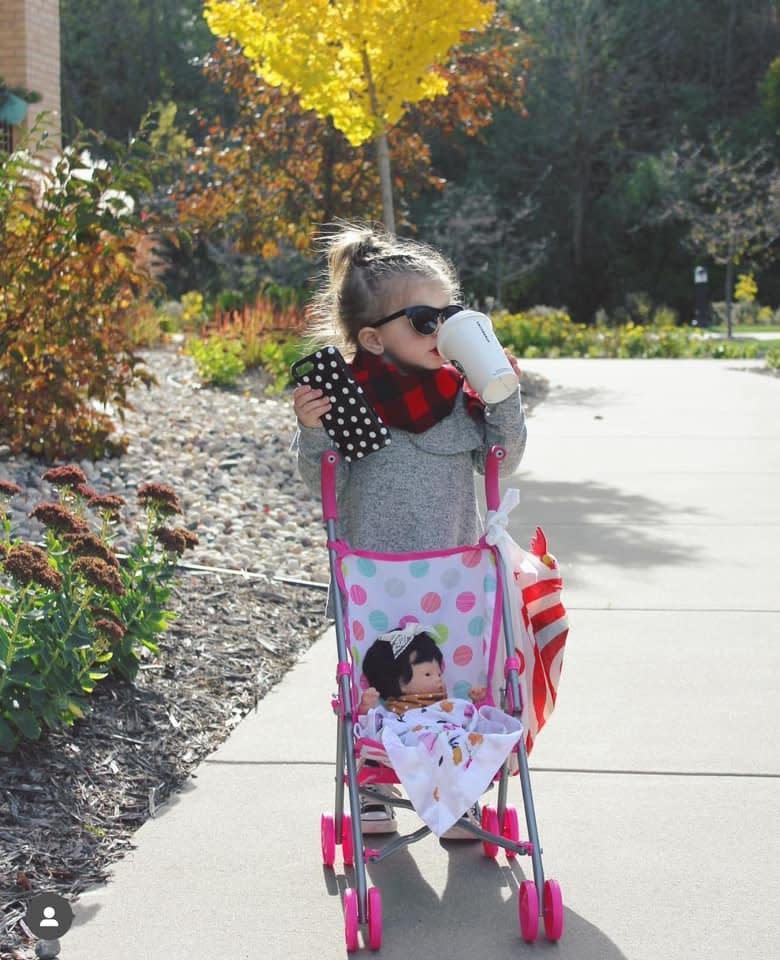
[485,445,506,511]
[320,450,341,522]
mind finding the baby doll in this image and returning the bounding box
[358,623,486,717]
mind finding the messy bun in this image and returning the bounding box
[305,221,459,357]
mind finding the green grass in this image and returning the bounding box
[709,324,780,334]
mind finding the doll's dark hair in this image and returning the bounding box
[362,631,443,699]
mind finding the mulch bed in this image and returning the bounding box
[0,574,327,959]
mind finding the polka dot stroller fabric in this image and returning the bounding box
[335,545,504,707]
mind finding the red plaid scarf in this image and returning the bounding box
[350,350,484,434]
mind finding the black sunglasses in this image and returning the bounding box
[371,304,463,336]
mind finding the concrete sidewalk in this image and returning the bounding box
[62,359,780,960]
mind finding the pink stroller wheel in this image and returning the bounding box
[501,805,520,859]
[481,805,499,858]
[320,813,335,867]
[518,879,539,942]
[543,878,564,941]
[341,812,354,866]
[367,887,383,951]
[344,888,359,952]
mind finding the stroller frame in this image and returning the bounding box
[320,446,563,950]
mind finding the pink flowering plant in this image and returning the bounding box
[0,467,198,752]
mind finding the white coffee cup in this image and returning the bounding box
[436,309,518,404]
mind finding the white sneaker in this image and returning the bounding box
[441,803,481,841]
[360,785,399,834]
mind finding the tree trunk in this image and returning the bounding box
[725,256,735,339]
[572,144,590,272]
[495,222,506,308]
[375,131,395,234]
[321,119,337,225]
[360,43,395,235]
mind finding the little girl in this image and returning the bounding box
[294,223,526,553]
[293,222,527,831]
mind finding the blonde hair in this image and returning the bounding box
[306,221,460,356]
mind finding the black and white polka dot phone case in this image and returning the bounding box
[291,347,391,462]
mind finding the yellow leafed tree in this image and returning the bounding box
[204,0,495,232]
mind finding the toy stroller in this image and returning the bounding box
[319,446,565,951]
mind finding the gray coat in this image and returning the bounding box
[296,388,527,553]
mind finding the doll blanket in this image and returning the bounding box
[358,699,523,837]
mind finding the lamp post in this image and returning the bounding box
[693,266,711,327]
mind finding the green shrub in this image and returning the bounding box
[127,300,167,347]
[766,347,780,370]
[188,295,308,391]
[186,335,246,386]
[0,467,198,752]
[0,137,157,461]
[734,273,757,303]
[254,336,307,392]
[180,290,208,330]
[703,339,761,360]
[157,302,184,334]
[712,301,768,326]
[493,308,584,356]
[493,308,766,361]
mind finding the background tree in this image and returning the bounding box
[204,0,497,232]
[479,0,780,319]
[760,55,780,148]
[163,22,524,298]
[659,134,780,336]
[61,0,218,141]
[57,0,780,319]
[425,179,549,307]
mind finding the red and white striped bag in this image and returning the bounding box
[485,490,569,754]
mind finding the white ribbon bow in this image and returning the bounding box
[484,487,521,558]
[382,622,432,659]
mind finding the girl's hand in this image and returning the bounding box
[359,687,381,714]
[293,384,332,428]
[504,348,522,380]
[469,686,487,704]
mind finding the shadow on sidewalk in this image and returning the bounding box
[498,477,702,588]
[533,383,624,411]
[334,843,630,958]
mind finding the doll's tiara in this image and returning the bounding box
[381,622,432,659]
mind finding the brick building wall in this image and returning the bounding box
[0,0,62,147]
